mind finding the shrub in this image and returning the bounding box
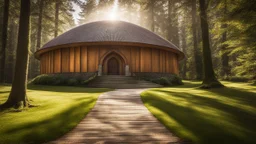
[223,76,250,82]
[134,73,184,86]
[152,77,171,86]
[168,75,183,85]
[30,73,97,86]
[31,74,56,85]
[67,78,79,86]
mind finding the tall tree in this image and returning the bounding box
[0,0,10,83]
[198,0,223,88]
[54,0,60,37]
[220,0,229,77]
[167,0,179,46]
[36,0,43,49]
[1,0,31,108]
[191,0,203,80]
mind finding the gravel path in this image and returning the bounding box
[50,89,182,144]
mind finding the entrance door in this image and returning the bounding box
[108,57,119,75]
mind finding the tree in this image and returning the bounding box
[227,0,256,80]
[54,0,60,37]
[1,0,31,108]
[191,0,203,80]
[167,0,179,46]
[36,0,43,49]
[198,0,223,88]
[220,0,229,77]
[0,0,9,83]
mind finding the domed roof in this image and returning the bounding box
[40,21,184,59]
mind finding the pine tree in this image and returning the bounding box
[1,0,31,109]
[198,0,223,88]
[0,0,9,83]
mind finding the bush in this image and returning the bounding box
[152,77,172,86]
[169,75,183,85]
[134,73,184,86]
[30,73,96,86]
[31,74,57,85]
[67,78,79,86]
[223,76,250,82]
[150,75,183,86]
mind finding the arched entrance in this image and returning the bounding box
[100,51,128,76]
[108,57,120,75]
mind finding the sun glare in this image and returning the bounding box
[108,0,119,21]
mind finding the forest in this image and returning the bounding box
[0,0,255,143]
[0,0,255,84]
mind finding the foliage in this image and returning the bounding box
[151,76,183,86]
[141,81,256,144]
[0,85,110,144]
[222,76,250,82]
[152,77,171,86]
[29,73,96,86]
[135,73,183,86]
[0,0,255,83]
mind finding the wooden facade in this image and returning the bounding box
[40,45,179,75]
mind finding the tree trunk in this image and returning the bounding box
[54,0,60,37]
[192,0,203,80]
[181,21,187,79]
[6,18,17,83]
[36,0,43,49]
[220,0,229,77]
[0,0,10,83]
[151,1,155,32]
[167,0,179,46]
[199,0,223,88]
[167,0,172,41]
[1,0,31,109]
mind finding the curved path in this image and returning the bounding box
[51,89,182,144]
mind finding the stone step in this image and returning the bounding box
[88,75,162,88]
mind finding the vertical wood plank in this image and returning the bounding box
[75,47,81,72]
[88,47,97,72]
[81,46,88,72]
[61,48,70,72]
[166,52,170,73]
[54,49,61,73]
[69,47,75,72]
[152,49,160,72]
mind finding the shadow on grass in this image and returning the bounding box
[3,98,96,144]
[143,87,256,144]
[0,91,10,94]
[173,81,202,88]
[27,85,111,93]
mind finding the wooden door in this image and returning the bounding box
[108,57,119,75]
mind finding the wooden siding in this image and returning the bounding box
[81,46,88,72]
[61,48,70,72]
[40,45,180,75]
[75,47,81,72]
[87,47,98,72]
[152,49,160,72]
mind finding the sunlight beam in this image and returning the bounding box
[108,0,119,21]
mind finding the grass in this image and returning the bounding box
[0,85,110,144]
[141,81,256,144]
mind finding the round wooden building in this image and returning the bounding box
[35,21,184,76]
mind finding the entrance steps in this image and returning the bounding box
[88,75,162,89]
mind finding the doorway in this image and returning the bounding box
[107,57,119,75]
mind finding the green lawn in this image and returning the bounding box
[141,81,256,144]
[0,85,110,144]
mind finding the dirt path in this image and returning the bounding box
[50,89,182,143]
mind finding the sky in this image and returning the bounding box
[72,2,82,24]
